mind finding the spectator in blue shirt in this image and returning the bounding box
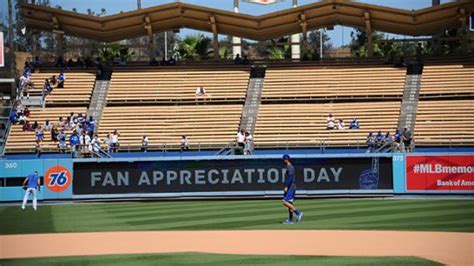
[349,118,360,129]
[69,131,80,157]
[57,130,67,153]
[87,116,95,138]
[375,131,384,150]
[9,111,18,124]
[383,132,392,150]
[58,71,66,88]
[393,129,402,152]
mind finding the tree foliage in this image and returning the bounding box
[177,34,211,60]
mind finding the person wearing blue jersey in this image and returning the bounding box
[21,171,40,210]
[282,154,303,224]
[70,131,80,158]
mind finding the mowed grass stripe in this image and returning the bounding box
[109,201,473,227]
[103,199,466,220]
[0,253,443,266]
[1,199,473,234]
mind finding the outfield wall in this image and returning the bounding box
[0,153,472,201]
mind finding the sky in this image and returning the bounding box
[0,0,457,47]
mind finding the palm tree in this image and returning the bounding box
[72,8,77,12]
[178,34,211,60]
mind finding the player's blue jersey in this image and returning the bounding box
[27,173,39,188]
[284,164,296,190]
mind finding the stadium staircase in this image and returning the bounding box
[216,66,265,155]
[397,64,423,132]
[87,79,110,129]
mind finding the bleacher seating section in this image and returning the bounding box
[255,101,401,147]
[98,105,243,149]
[420,65,474,97]
[262,66,406,100]
[28,71,96,104]
[5,62,474,154]
[5,107,87,152]
[414,100,474,146]
[107,68,249,103]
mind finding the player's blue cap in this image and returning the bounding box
[282,154,291,161]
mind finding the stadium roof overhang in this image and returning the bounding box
[21,0,474,42]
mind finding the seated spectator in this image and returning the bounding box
[50,75,57,86]
[326,113,335,130]
[43,79,52,95]
[160,57,167,66]
[77,113,86,124]
[67,58,74,69]
[43,120,52,132]
[85,57,93,68]
[76,57,85,69]
[141,134,149,152]
[167,56,176,65]
[393,129,402,152]
[55,56,65,68]
[35,126,44,143]
[23,108,31,118]
[57,129,67,153]
[57,71,66,88]
[234,53,241,64]
[150,58,159,66]
[383,132,392,148]
[337,119,345,130]
[31,121,39,130]
[110,130,121,153]
[9,111,18,124]
[22,121,33,132]
[195,86,207,96]
[366,132,375,153]
[349,118,360,129]
[58,116,66,128]
[242,55,250,65]
[244,131,253,155]
[18,113,28,124]
[113,56,122,65]
[375,131,384,150]
[51,126,59,142]
[32,56,42,69]
[180,135,189,152]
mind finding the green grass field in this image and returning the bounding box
[0,253,442,266]
[1,198,473,234]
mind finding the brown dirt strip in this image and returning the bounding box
[1,230,472,265]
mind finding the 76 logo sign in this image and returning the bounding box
[45,165,72,193]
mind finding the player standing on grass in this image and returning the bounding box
[21,171,40,211]
[282,154,303,224]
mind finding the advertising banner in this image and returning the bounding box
[406,155,474,191]
[73,157,393,196]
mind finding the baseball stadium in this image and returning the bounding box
[0,0,473,265]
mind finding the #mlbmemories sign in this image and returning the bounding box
[73,157,393,195]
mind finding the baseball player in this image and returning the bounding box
[21,171,40,211]
[282,154,303,224]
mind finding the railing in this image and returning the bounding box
[0,100,18,157]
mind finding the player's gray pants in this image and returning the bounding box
[21,188,37,210]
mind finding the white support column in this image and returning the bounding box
[291,0,300,60]
[232,0,242,57]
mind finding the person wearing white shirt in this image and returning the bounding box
[244,131,253,155]
[141,134,149,152]
[180,135,189,152]
[326,113,335,130]
[195,86,206,96]
[337,119,345,130]
[110,130,121,153]
[79,131,92,156]
[236,129,245,155]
